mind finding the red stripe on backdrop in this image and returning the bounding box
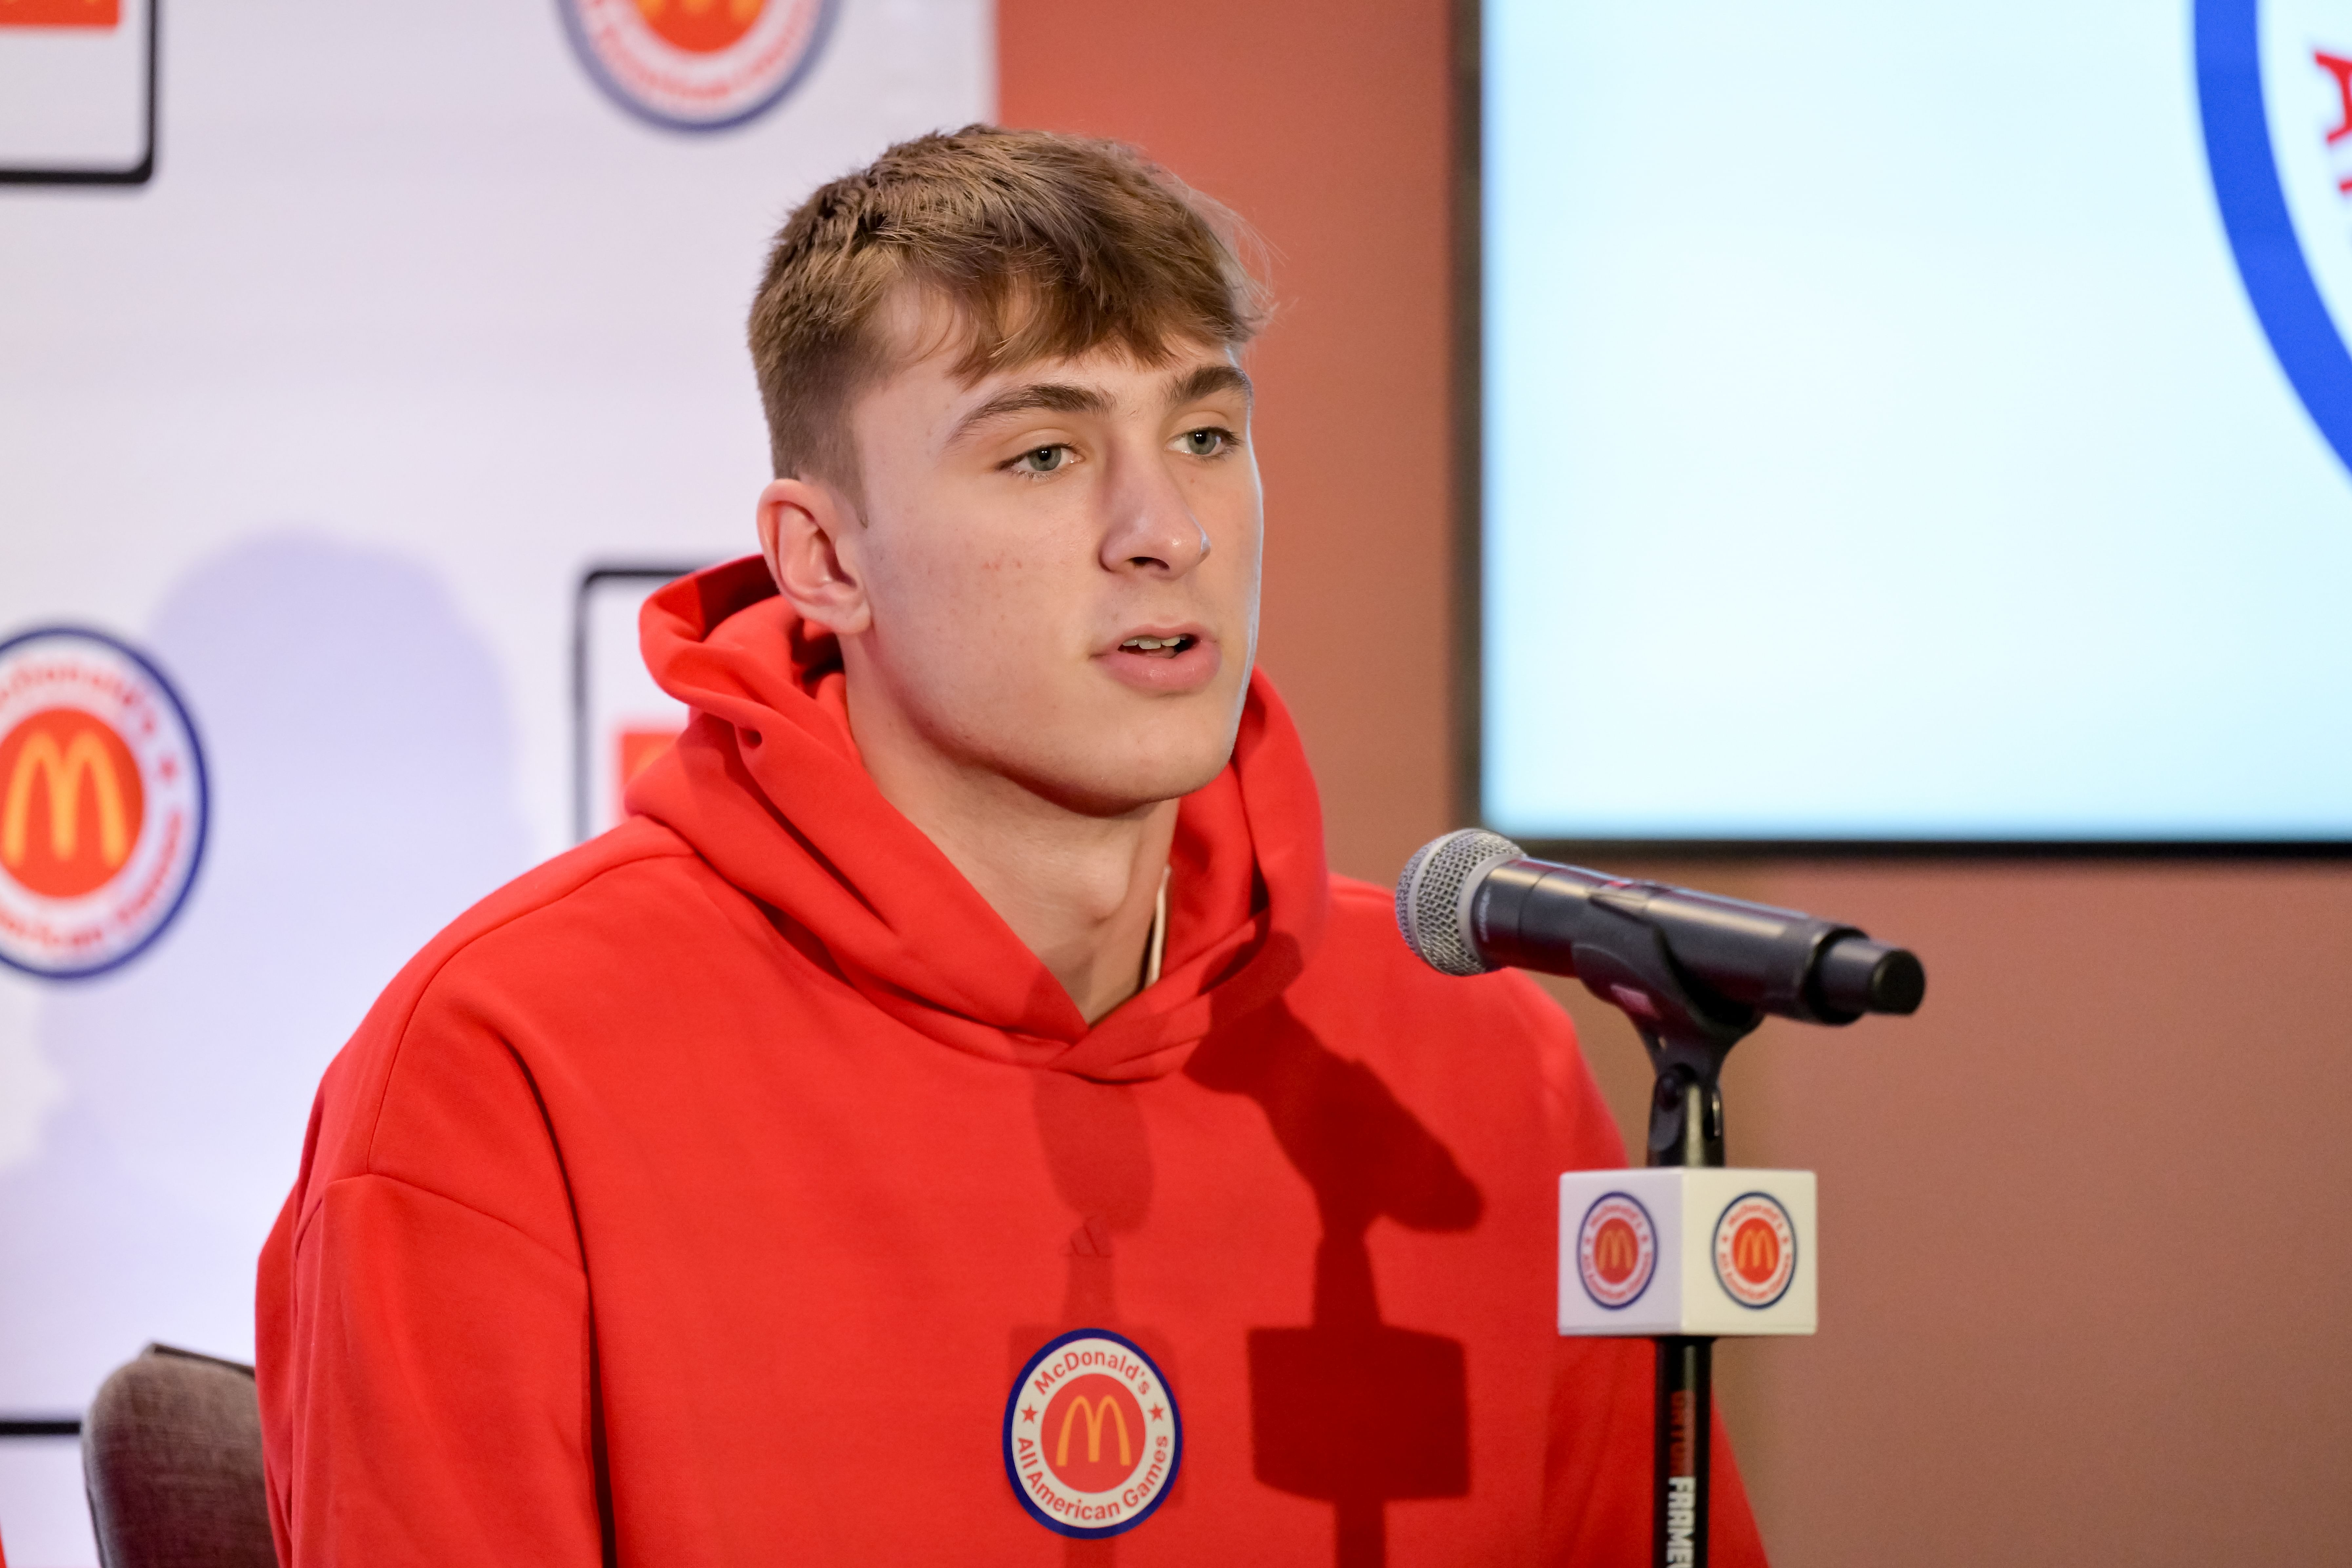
[0,0,120,28]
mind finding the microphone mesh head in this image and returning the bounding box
[1395,829,1526,977]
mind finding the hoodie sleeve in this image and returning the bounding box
[257,968,603,1568]
[1507,974,1772,1568]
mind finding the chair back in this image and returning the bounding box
[82,1345,274,1568]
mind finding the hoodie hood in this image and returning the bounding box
[623,558,1331,1083]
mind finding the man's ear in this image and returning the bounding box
[758,476,873,636]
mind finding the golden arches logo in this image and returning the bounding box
[0,710,143,900]
[1731,1219,1780,1283]
[1591,1217,1642,1283]
[5,731,129,867]
[1054,1394,1133,1470]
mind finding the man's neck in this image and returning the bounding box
[845,681,1176,1025]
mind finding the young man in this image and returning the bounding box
[255,128,1766,1565]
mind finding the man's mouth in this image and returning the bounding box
[1100,626,1219,693]
[1118,634,1198,659]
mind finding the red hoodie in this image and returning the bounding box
[255,559,1766,1566]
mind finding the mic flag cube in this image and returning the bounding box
[1558,1169,1818,1338]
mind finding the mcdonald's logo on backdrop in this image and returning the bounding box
[0,629,205,979]
[556,0,835,131]
[3,712,141,894]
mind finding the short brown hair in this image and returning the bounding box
[747,125,1268,490]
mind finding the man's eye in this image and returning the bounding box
[1012,445,1071,474]
[1178,427,1232,457]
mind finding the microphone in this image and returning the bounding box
[1395,830,1925,1027]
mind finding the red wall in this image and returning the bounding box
[998,0,1459,887]
[998,4,2352,1561]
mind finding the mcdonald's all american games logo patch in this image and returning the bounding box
[1712,1193,1797,1309]
[558,0,835,131]
[0,629,206,979]
[1576,1192,1657,1309]
[1004,1330,1179,1539]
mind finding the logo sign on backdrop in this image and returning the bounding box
[0,628,205,978]
[0,0,155,184]
[575,568,699,841]
[1003,1330,1181,1540]
[1575,1191,1657,1310]
[557,0,836,131]
[2197,0,2352,475]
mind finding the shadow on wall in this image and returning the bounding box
[0,533,533,1420]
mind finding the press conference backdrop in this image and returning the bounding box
[0,4,986,1559]
[1483,0,2352,845]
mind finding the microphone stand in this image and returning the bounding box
[1570,932,1763,1568]
[1397,829,1925,1563]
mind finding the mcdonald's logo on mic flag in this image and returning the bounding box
[1711,1193,1797,1309]
[1003,1330,1180,1540]
[1575,1192,1658,1309]
[0,629,205,979]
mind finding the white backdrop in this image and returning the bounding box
[0,3,989,1558]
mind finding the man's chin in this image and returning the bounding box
[1008,738,1238,820]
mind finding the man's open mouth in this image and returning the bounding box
[1118,635,1197,658]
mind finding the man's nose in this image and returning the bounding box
[1098,441,1210,576]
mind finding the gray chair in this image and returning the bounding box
[81,1345,275,1568]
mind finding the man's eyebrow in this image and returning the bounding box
[1167,362,1253,411]
[947,382,1112,444]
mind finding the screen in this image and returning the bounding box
[1482,0,2352,844]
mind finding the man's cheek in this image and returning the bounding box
[944,622,1063,710]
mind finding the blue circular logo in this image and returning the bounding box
[1576,1191,1658,1310]
[0,627,207,979]
[1003,1329,1181,1540]
[1711,1192,1797,1311]
[2198,0,2352,472]
[556,0,837,133]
